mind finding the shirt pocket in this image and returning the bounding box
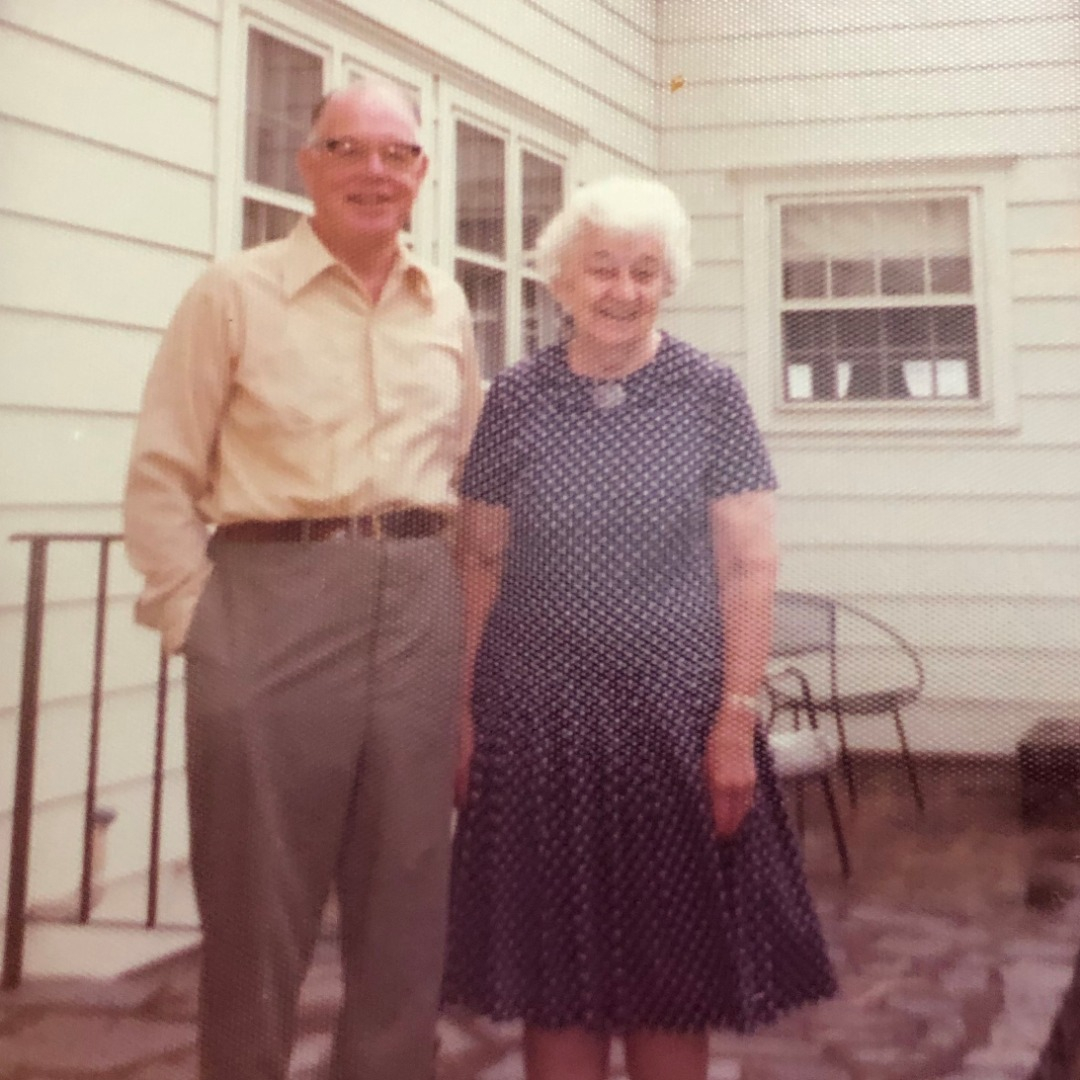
[235,334,367,434]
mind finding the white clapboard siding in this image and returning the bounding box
[0,26,216,174]
[0,411,136,508]
[1009,203,1080,251]
[8,772,190,905]
[779,545,1079,601]
[666,19,1077,83]
[0,311,160,414]
[660,309,744,356]
[0,506,123,542]
[433,0,653,119]
[1013,397,1080,446]
[600,0,653,35]
[1013,252,1080,298]
[437,0,653,86]
[0,119,214,255]
[689,215,742,262]
[771,446,1080,498]
[1010,156,1080,202]
[0,215,209,330]
[1020,349,1080,395]
[0,536,142,611]
[663,111,1080,172]
[0,683,186,810]
[338,0,654,165]
[919,648,1078,704]
[664,172,743,217]
[536,0,653,71]
[676,261,745,310]
[661,0,1077,39]
[0,0,218,96]
[575,143,653,184]
[663,65,1080,130]
[1014,300,1080,350]
[0,600,163,712]
[852,596,1080,653]
[162,0,219,22]
[777,495,1080,549]
[849,700,1060,755]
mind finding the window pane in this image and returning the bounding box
[881,257,925,296]
[457,260,506,378]
[522,152,562,251]
[933,306,977,347]
[456,123,505,256]
[835,311,880,349]
[243,200,301,249]
[245,29,323,196]
[832,259,875,297]
[783,260,826,299]
[522,278,564,357]
[930,256,972,294]
[883,308,931,348]
[784,311,832,351]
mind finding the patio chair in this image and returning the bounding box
[764,667,852,879]
[768,591,926,813]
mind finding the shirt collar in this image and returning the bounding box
[282,217,433,306]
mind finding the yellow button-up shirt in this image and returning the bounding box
[124,218,482,654]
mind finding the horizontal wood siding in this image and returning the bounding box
[0,0,220,907]
[661,1,1080,750]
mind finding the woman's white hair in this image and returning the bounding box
[534,176,692,296]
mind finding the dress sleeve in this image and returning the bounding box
[458,374,526,506]
[703,365,778,498]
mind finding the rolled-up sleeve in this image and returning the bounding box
[123,268,238,654]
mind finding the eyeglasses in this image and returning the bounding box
[309,138,423,171]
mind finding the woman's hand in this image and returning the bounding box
[454,708,475,811]
[703,721,757,838]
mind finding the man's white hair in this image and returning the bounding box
[534,176,692,296]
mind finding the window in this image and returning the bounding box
[242,28,324,248]
[739,162,1018,434]
[447,102,567,378]
[780,198,979,403]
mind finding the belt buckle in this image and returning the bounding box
[371,513,384,540]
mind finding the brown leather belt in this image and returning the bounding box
[216,508,448,543]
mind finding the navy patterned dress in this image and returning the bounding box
[443,334,836,1033]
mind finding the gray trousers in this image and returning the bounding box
[183,532,462,1080]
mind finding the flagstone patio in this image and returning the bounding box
[2,756,1077,1079]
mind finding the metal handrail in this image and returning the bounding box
[2,533,179,990]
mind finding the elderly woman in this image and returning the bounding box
[443,177,835,1080]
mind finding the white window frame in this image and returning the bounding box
[439,87,571,374]
[738,159,1019,435]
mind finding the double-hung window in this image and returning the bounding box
[445,98,568,377]
[781,197,978,402]
[741,163,1017,434]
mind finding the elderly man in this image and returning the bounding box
[124,79,481,1080]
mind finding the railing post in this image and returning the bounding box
[146,649,170,929]
[77,539,112,923]
[3,538,49,990]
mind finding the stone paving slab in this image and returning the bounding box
[3,765,1079,1079]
